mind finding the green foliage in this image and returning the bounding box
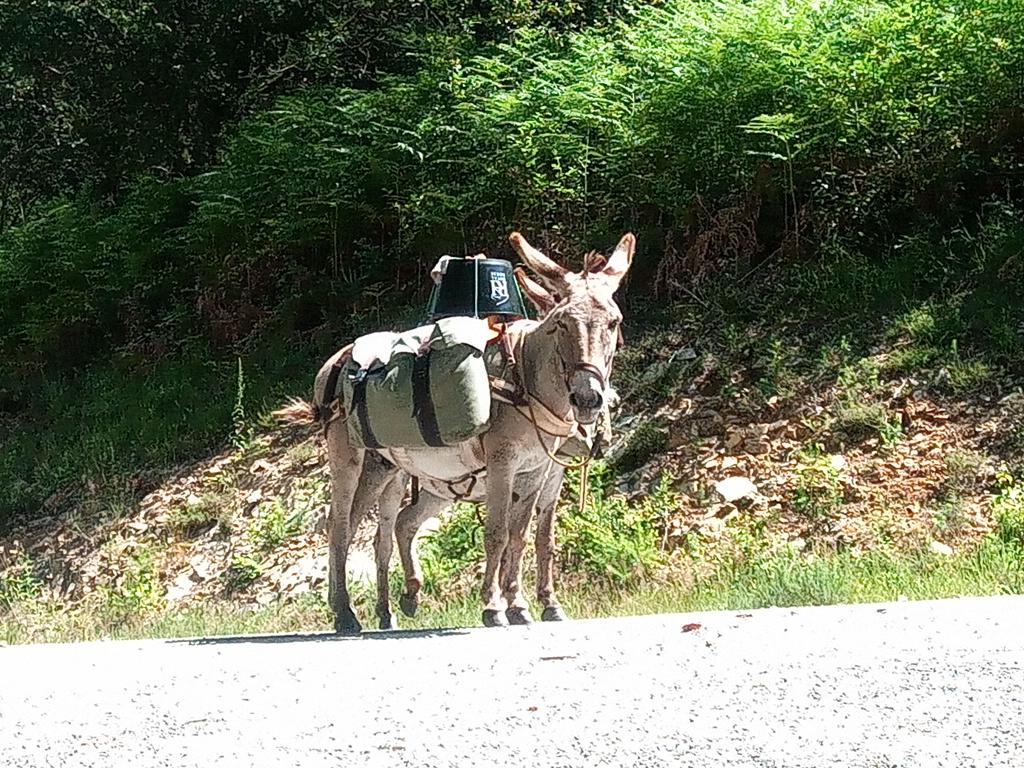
[2,0,627,229]
[832,360,902,446]
[168,495,223,539]
[2,0,1023,527]
[993,471,1024,545]
[231,357,255,451]
[611,419,668,473]
[249,500,306,554]
[0,1,334,225]
[101,544,163,621]
[557,463,668,584]
[0,337,318,522]
[690,536,1024,611]
[793,445,845,523]
[418,503,484,596]
[223,554,264,592]
[4,0,1023,381]
[0,551,43,612]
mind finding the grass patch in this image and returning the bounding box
[98,541,164,623]
[557,464,670,585]
[4,528,1023,644]
[168,494,224,538]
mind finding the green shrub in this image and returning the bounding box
[101,544,163,621]
[223,554,264,592]
[417,503,483,597]
[611,419,668,474]
[0,551,43,612]
[557,463,668,584]
[168,495,223,538]
[993,472,1024,545]
[249,500,306,554]
[831,360,902,446]
[793,445,845,523]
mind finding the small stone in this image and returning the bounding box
[743,437,771,455]
[930,541,954,556]
[189,556,215,582]
[251,459,275,474]
[725,430,744,451]
[714,476,759,503]
[166,572,195,603]
[246,489,263,505]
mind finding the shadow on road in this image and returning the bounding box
[169,626,473,646]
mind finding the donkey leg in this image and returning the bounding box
[482,466,516,628]
[536,471,569,622]
[325,426,366,635]
[373,473,407,631]
[502,486,539,626]
[395,492,448,618]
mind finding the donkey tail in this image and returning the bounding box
[273,397,319,425]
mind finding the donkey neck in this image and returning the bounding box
[518,317,572,419]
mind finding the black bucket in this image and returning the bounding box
[427,257,529,321]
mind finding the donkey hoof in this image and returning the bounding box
[541,606,569,622]
[378,613,398,631]
[334,610,363,635]
[399,593,419,618]
[505,606,534,626]
[482,609,509,628]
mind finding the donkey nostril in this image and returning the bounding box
[571,391,602,411]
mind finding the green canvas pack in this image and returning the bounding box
[338,316,494,449]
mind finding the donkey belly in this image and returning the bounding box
[384,443,484,483]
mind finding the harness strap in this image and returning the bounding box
[411,351,445,447]
[350,372,382,449]
[321,358,346,408]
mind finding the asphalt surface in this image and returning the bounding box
[1,596,1023,768]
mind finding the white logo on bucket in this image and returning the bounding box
[488,270,510,305]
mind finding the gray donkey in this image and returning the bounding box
[279,231,634,633]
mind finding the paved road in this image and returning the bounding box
[1,596,1023,768]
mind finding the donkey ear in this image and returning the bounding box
[514,267,557,316]
[602,233,636,282]
[509,231,569,290]
[584,251,608,273]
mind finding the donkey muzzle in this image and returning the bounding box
[568,362,607,423]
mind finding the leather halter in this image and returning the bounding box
[568,361,607,391]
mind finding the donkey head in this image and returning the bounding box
[510,231,634,425]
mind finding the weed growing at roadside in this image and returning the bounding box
[557,463,668,585]
[418,503,482,598]
[831,359,902,446]
[168,494,223,538]
[993,472,1024,545]
[0,550,42,611]
[611,419,668,474]
[931,450,987,537]
[231,357,256,451]
[100,543,163,622]
[223,554,263,592]
[793,445,845,525]
[249,500,305,554]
